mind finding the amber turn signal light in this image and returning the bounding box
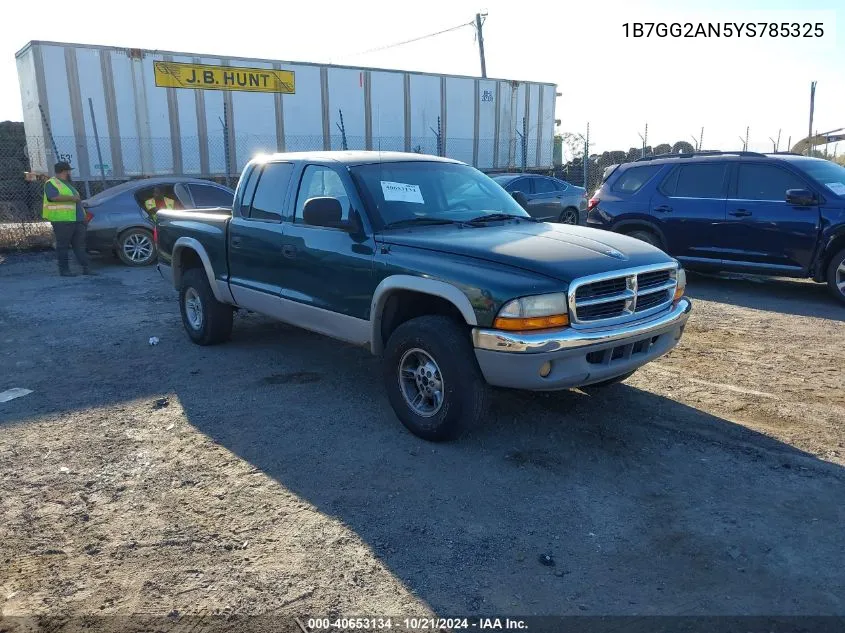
[493,314,569,331]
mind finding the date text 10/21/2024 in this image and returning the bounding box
[306,617,528,630]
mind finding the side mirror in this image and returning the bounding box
[303,197,343,228]
[786,189,816,206]
[511,190,529,209]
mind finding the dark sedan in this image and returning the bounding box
[83,177,234,266]
[491,174,587,224]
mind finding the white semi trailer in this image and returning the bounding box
[15,40,557,183]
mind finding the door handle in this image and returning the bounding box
[654,205,673,213]
[282,244,297,259]
[230,237,242,248]
[729,209,752,217]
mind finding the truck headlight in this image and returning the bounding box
[674,267,687,303]
[493,293,570,331]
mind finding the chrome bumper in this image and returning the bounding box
[472,298,692,354]
[471,299,691,391]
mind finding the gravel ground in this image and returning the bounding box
[1,253,844,626]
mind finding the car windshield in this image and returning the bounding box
[793,158,845,197]
[350,161,530,228]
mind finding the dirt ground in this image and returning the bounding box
[1,253,844,627]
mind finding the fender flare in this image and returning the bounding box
[171,237,233,304]
[369,275,478,355]
[816,228,845,280]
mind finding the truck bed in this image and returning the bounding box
[155,208,231,274]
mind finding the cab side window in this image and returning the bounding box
[295,166,351,224]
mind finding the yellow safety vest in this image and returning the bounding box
[42,177,79,222]
[144,197,175,212]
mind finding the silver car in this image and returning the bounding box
[83,177,234,266]
[491,174,587,224]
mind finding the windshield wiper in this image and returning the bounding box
[384,217,463,228]
[465,213,537,224]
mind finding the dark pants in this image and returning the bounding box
[51,221,89,272]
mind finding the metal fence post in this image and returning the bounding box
[88,98,107,184]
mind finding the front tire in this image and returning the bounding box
[117,228,156,266]
[383,315,489,441]
[826,248,845,305]
[179,268,233,345]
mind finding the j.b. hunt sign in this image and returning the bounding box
[153,61,295,93]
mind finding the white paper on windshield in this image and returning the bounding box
[825,182,845,196]
[381,181,425,204]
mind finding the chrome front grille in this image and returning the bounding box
[568,264,678,327]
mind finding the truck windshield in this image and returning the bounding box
[794,158,845,198]
[349,161,530,228]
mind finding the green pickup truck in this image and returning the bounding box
[156,151,691,441]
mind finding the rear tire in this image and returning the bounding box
[559,207,579,225]
[179,268,233,345]
[382,315,489,441]
[626,229,662,249]
[117,228,156,266]
[826,248,845,305]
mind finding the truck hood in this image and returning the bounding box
[378,222,675,283]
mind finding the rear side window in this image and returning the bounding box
[611,165,661,193]
[249,162,294,220]
[665,163,728,198]
[188,184,234,208]
[510,178,532,194]
[736,164,806,201]
[533,177,556,194]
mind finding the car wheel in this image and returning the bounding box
[179,268,233,345]
[383,315,489,441]
[585,370,637,389]
[559,207,579,225]
[627,229,662,249]
[117,228,156,266]
[826,248,845,305]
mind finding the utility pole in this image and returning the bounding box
[745,126,750,152]
[638,123,648,157]
[475,13,488,78]
[808,80,817,155]
[699,127,704,152]
[690,135,699,151]
[583,122,590,190]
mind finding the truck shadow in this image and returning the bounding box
[171,334,845,615]
[685,270,844,321]
[1,266,844,616]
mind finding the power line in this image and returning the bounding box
[343,21,475,58]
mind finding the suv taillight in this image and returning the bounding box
[153,226,158,244]
[587,197,599,211]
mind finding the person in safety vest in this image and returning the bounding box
[144,187,176,219]
[43,161,94,277]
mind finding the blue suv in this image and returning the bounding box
[586,151,845,303]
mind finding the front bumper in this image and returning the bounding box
[472,298,691,390]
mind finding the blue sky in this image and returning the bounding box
[3,0,842,155]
